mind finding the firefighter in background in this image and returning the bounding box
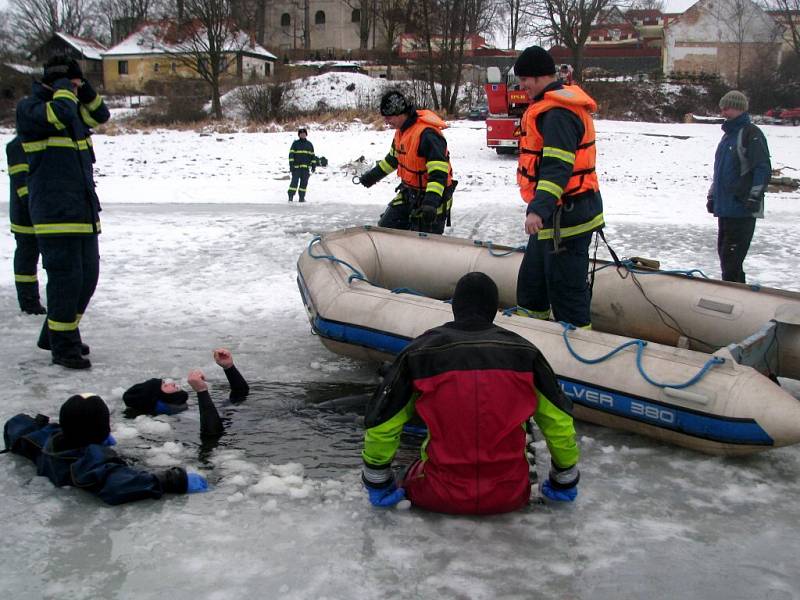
[16,55,110,369]
[6,136,45,315]
[514,46,604,329]
[358,91,456,234]
[288,127,318,202]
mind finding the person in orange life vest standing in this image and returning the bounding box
[514,46,604,329]
[357,91,456,234]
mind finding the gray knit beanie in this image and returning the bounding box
[719,90,749,112]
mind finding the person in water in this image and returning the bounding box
[3,393,209,505]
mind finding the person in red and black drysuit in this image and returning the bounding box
[361,272,581,514]
[514,46,604,329]
[358,91,456,234]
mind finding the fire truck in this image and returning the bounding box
[484,66,530,154]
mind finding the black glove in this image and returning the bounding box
[156,466,189,494]
[743,186,764,213]
[412,204,437,225]
[359,168,382,188]
[77,78,97,104]
[706,194,714,214]
[311,165,316,173]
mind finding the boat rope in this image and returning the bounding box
[501,306,539,317]
[592,259,711,279]
[484,241,526,257]
[308,237,442,298]
[559,322,725,389]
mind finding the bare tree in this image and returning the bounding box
[498,0,539,49]
[9,0,93,51]
[375,0,411,78]
[342,0,375,50]
[534,0,624,81]
[770,0,800,59]
[629,0,664,10]
[411,0,494,114]
[161,0,246,119]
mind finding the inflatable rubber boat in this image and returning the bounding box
[296,226,800,455]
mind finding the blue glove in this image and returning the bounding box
[540,479,578,502]
[365,482,406,507]
[186,472,209,493]
[154,400,187,415]
[102,433,117,446]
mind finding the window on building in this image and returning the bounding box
[352,9,361,22]
[281,13,290,27]
[315,10,326,25]
[118,60,128,75]
[265,63,271,76]
[154,62,160,72]
[171,62,177,72]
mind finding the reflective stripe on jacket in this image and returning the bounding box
[517,85,599,204]
[15,80,109,236]
[6,137,35,235]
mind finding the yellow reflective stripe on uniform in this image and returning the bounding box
[290,150,315,155]
[389,146,396,157]
[426,160,449,174]
[425,181,445,196]
[53,89,78,103]
[33,222,99,235]
[515,307,551,320]
[22,140,47,152]
[294,164,310,170]
[378,159,395,174]
[46,103,66,130]
[537,213,605,240]
[48,318,79,332]
[11,223,36,234]
[542,146,576,165]
[536,179,564,200]
[86,94,103,111]
[80,105,100,128]
[580,323,592,330]
[14,274,38,283]
[17,186,28,197]
[76,313,83,323]
[22,137,90,152]
[8,163,28,175]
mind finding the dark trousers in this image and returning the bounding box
[288,170,310,200]
[517,233,592,327]
[37,235,100,357]
[717,217,756,283]
[378,200,446,235]
[13,233,42,308]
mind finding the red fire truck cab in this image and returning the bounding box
[484,66,530,154]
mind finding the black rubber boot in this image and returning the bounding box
[20,300,47,315]
[52,354,92,369]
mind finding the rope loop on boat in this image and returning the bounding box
[502,305,538,317]
[559,322,725,389]
[485,241,526,257]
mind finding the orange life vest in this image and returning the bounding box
[393,110,453,191]
[517,86,599,204]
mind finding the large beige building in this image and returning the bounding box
[103,22,277,93]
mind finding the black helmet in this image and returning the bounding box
[298,127,308,135]
[380,91,412,116]
[42,55,83,85]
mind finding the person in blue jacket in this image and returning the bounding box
[287,127,318,203]
[16,55,110,369]
[707,90,771,283]
[3,394,208,505]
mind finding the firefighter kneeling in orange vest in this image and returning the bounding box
[514,46,605,329]
[357,91,456,234]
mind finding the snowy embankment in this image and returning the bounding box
[0,119,799,599]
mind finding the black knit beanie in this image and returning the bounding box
[514,46,556,78]
[42,56,83,85]
[123,378,189,413]
[380,91,413,116]
[452,272,499,323]
[59,394,110,447]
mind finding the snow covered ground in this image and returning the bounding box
[1,118,799,599]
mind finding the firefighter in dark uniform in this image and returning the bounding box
[15,56,109,369]
[361,272,580,514]
[288,127,318,202]
[358,91,456,234]
[513,46,604,329]
[6,136,46,314]
[4,393,209,505]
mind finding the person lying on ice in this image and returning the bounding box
[3,393,209,505]
[122,348,250,417]
[361,271,581,514]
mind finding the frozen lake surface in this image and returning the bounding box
[1,119,800,599]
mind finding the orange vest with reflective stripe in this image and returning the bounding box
[517,86,599,204]
[393,110,453,191]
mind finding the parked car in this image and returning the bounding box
[468,104,488,120]
[779,107,800,125]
